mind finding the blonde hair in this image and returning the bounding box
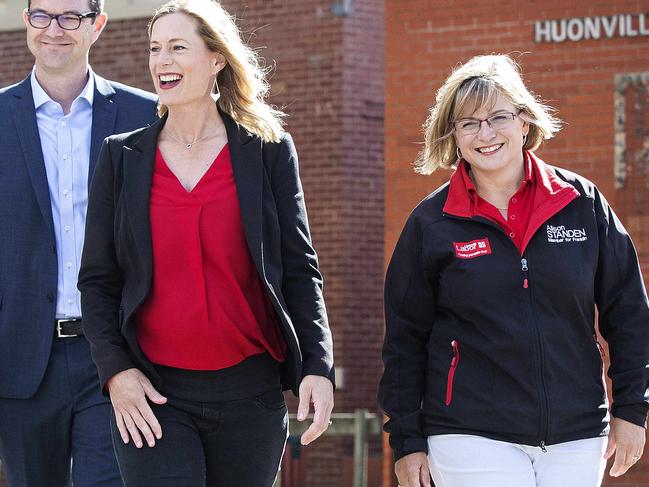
[149,0,285,142]
[415,54,562,175]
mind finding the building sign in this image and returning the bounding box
[535,13,649,43]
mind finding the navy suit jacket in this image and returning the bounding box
[78,113,335,395]
[0,74,157,399]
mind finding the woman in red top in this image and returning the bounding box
[78,0,334,485]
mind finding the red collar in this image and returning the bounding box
[443,150,578,218]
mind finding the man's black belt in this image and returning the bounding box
[55,318,83,338]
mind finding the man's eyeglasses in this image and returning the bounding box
[453,111,521,136]
[27,10,97,31]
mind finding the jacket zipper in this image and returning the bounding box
[522,255,551,452]
[445,340,460,406]
[443,214,551,447]
[521,258,529,288]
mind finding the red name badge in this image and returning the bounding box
[453,238,492,259]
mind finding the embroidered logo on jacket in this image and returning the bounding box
[453,238,492,259]
[546,225,587,243]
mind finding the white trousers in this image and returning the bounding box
[427,434,607,487]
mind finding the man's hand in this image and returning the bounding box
[605,417,646,477]
[107,368,167,448]
[395,452,431,487]
[297,374,334,445]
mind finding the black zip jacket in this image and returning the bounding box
[379,154,649,460]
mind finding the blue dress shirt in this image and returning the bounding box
[31,69,95,319]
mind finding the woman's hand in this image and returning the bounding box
[605,417,646,477]
[297,375,334,445]
[107,368,167,448]
[395,451,431,487]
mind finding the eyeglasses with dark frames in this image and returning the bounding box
[27,10,97,31]
[453,111,522,136]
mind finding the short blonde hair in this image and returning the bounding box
[415,54,561,175]
[149,0,285,142]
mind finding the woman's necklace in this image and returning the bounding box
[165,128,220,150]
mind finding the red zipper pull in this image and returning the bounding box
[446,340,460,406]
[451,340,459,365]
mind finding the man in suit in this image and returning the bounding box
[0,0,157,485]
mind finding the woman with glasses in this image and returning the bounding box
[78,0,334,485]
[379,54,649,487]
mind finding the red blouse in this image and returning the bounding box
[136,145,286,370]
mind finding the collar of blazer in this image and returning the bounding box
[120,106,265,287]
[90,75,118,181]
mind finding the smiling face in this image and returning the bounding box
[454,93,529,178]
[24,0,106,75]
[149,13,225,111]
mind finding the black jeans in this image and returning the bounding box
[111,388,288,487]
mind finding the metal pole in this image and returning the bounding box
[353,409,369,487]
[382,415,396,487]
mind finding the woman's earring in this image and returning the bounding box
[211,77,221,103]
[456,147,463,162]
[522,133,528,146]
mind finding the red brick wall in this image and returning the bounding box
[1,17,156,92]
[0,1,384,485]
[385,1,649,486]
[227,2,385,485]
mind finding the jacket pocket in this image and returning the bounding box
[255,388,287,411]
[445,340,460,406]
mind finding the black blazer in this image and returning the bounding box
[78,113,334,394]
